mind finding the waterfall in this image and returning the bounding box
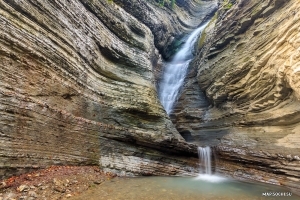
[158,21,209,114]
[196,146,226,182]
[198,146,212,175]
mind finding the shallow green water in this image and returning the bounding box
[73,175,299,200]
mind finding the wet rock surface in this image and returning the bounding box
[173,0,300,194]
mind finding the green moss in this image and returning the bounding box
[198,32,207,49]
[222,0,234,10]
[208,12,218,27]
[224,3,233,10]
[156,0,176,10]
[243,57,250,62]
[197,12,218,49]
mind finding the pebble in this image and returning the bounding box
[93,180,104,185]
[53,186,66,193]
[53,178,59,185]
[40,186,48,190]
[19,196,28,200]
[37,183,42,187]
[66,194,72,198]
[17,185,29,192]
[28,191,37,198]
[3,192,16,199]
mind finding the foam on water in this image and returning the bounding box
[197,146,228,183]
[195,174,227,183]
[198,146,212,174]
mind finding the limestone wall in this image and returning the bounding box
[174,0,300,193]
[0,0,217,178]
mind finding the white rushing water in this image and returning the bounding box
[196,146,227,183]
[158,21,209,114]
[198,146,212,175]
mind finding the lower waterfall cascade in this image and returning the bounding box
[196,146,226,182]
[197,146,212,175]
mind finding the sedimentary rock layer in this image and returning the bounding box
[99,138,199,176]
[174,0,300,193]
[0,0,217,178]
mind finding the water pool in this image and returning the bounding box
[72,175,299,200]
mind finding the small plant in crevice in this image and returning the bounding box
[222,0,235,10]
[156,0,176,10]
[171,0,176,9]
[224,2,233,10]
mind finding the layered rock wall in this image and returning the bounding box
[0,0,217,178]
[174,0,300,193]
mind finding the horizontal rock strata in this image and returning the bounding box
[99,138,199,176]
[0,0,217,178]
[173,0,300,194]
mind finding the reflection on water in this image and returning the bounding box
[72,176,299,200]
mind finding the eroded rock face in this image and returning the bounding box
[174,0,300,193]
[0,0,217,178]
[112,0,217,59]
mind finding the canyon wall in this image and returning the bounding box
[2,0,298,194]
[0,0,217,178]
[174,0,300,193]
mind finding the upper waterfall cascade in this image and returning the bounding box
[158,21,209,114]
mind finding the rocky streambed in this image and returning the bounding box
[0,166,115,200]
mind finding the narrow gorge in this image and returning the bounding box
[0,0,217,178]
[1,0,300,197]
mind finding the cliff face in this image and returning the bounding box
[3,0,298,193]
[174,0,300,193]
[0,0,217,178]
